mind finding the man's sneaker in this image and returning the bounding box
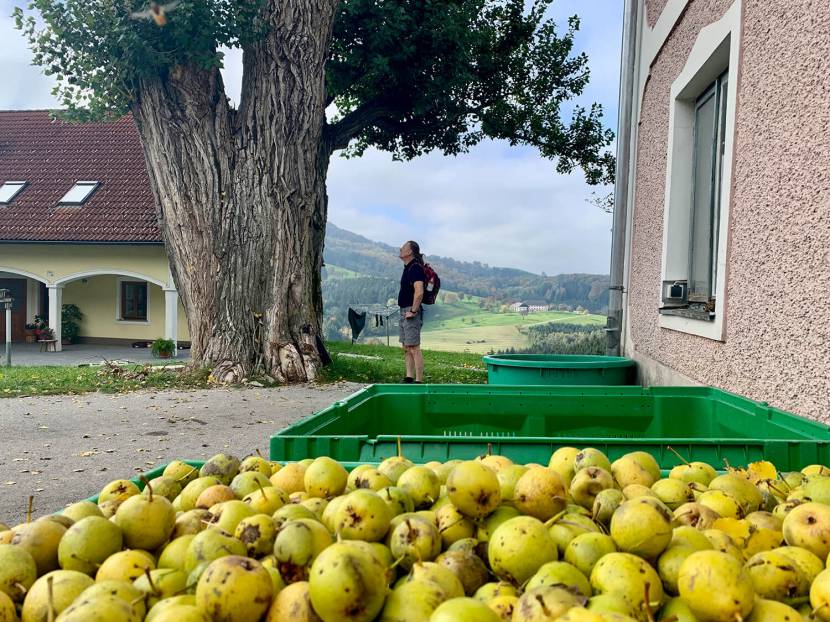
[402,377,414,384]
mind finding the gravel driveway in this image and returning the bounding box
[0,382,363,525]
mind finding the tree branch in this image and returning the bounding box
[326,98,398,151]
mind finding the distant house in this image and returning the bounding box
[613,1,829,420]
[0,111,188,350]
[510,300,550,314]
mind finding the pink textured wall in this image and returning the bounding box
[646,0,669,28]
[627,0,830,420]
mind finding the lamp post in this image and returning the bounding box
[0,289,11,367]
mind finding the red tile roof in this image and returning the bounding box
[0,110,161,243]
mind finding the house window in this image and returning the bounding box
[120,281,148,321]
[0,181,27,204]
[658,0,740,341]
[58,181,99,205]
[689,71,728,302]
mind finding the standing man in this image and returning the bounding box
[398,241,426,383]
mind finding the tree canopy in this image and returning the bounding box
[15,0,615,185]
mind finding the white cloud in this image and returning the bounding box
[0,11,60,109]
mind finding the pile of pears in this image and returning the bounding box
[3,448,830,622]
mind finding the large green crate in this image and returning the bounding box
[269,384,830,471]
[483,354,637,386]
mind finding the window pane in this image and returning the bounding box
[0,182,26,204]
[59,182,98,204]
[711,73,729,291]
[689,89,718,299]
[121,282,147,320]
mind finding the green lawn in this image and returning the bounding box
[421,324,526,354]
[321,341,487,384]
[0,365,210,397]
[0,342,485,397]
[323,264,363,279]
[420,307,605,353]
[424,308,604,332]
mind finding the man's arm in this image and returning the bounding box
[410,281,424,313]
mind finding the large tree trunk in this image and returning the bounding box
[131,0,339,383]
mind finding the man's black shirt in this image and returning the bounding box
[398,260,426,308]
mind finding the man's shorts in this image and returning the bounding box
[399,306,423,346]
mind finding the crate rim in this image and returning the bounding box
[483,353,637,369]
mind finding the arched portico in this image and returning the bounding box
[0,268,49,344]
[48,270,180,353]
[0,244,186,352]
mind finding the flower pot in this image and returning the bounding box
[158,351,172,359]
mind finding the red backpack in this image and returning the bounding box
[422,263,441,304]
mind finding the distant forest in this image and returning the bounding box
[499,323,605,355]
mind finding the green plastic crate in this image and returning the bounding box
[269,384,830,471]
[483,354,637,386]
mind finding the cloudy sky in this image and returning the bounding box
[0,1,623,276]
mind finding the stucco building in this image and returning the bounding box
[615,0,830,419]
[0,111,188,350]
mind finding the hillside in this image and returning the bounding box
[323,223,609,312]
[321,223,609,346]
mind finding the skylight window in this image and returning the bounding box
[0,181,27,204]
[59,181,99,205]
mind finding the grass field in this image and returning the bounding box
[0,342,486,396]
[0,365,211,397]
[321,341,487,384]
[420,306,605,353]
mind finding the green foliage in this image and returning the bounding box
[330,0,614,183]
[13,0,265,121]
[16,0,614,184]
[60,303,83,344]
[151,337,176,357]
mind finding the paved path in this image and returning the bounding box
[8,343,191,366]
[0,382,363,525]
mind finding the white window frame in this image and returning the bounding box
[115,278,151,325]
[659,0,741,341]
[58,181,100,205]
[0,181,28,204]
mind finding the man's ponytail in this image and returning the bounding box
[407,240,425,265]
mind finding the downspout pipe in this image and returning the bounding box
[607,0,640,356]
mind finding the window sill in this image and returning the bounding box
[117,319,150,325]
[658,312,724,341]
[659,307,714,322]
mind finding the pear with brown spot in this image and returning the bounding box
[196,556,273,622]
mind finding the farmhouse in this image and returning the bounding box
[509,300,551,314]
[0,111,188,350]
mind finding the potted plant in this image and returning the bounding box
[151,338,175,359]
[30,315,48,341]
[24,322,37,343]
[39,327,54,340]
[61,304,83,345]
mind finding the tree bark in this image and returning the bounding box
[131,0,339,383]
